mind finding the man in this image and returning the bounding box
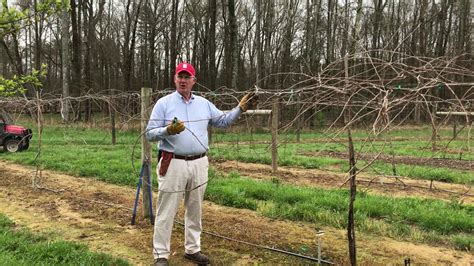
[146,62,255,266]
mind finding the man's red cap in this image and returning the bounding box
[175,62,196,77]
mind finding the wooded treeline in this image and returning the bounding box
[1,0,472,101]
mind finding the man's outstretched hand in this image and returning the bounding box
[239,92,258,112]
[167,119,185,135]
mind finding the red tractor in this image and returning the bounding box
[0,112,33,152]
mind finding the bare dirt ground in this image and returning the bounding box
[0,160,472,265]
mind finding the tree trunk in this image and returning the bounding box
[371,0,386,57]
[419,0,428,56]
[208,0,217,90]
[70,0,82,103]
[263,1,274,88]
[326,0,334,63]
[61,0,70,122]
[169,0,178,84]
[122,0,142,92]
[0,34,24,77]
[255,0,262,86]
[83,0,92,121]
[229,0,238,89]
[164,37,170,88]
[435,0,449,56]
[222,0,237,88]
[146,0,157,88]
[471,0,474,56]
[33,0,43,71]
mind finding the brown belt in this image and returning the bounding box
[173,152,207,160]
[160,150,207,161]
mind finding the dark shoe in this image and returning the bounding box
[184,251,210,264]
[154,258,169,266]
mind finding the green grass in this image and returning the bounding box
[213,134,472,160]
[452,234,472,252]
[210,142,473,185]
[215,125,472,147]
[371,163,472,184]
[1,122,471,185]
[0,213,130,265]
[206,170,473,250]
[1,121,472,250]
[1,124,155,187]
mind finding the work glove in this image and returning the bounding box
[239,92,258,112]
[166,118,185,135]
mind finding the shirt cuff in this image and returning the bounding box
[146,127,169,141]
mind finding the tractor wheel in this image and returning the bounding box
[5,139,20,152]
[22,141,29,151]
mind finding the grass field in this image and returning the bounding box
[206,170,473,250]
[0,213,129,265]
[4,121,473,184]
[1,120,472,252]
[211,143,472,184]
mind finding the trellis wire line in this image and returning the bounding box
[16,174,332,263]
[4,51,472,262]
[131,121,217,194]
[3,51,472,197]
[174,220,335,265]
[130,108,257,194]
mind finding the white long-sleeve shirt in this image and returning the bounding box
[146,91,242,156]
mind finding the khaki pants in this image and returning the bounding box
[152,156,209,259]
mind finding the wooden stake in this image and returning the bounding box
[34,90,43,188]
[271,96,279,173]
[141,87,153,219]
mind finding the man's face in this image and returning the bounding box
[174,72,196,97]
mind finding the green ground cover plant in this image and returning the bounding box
[371,163,472,184]
[0,122,472,251]
[214,125,471,145]
[210,143,473,185]
[1,123,471,185]
[1,124,152,186]
[214,133,472,160]
[206,170,473,250]
[0,213,130,265]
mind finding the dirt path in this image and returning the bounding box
[0,160,472,265]
[213,160,473,204]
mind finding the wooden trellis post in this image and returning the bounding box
[431,103,438,151]
[34,90,43,189]
[271,96,279,173]
[296,92,302,142]
[436,111,474,153]
[344,55,357,266]
[141,87,153,219]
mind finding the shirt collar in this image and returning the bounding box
[174,91,195,102]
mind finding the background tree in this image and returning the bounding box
[0,0,471,121]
